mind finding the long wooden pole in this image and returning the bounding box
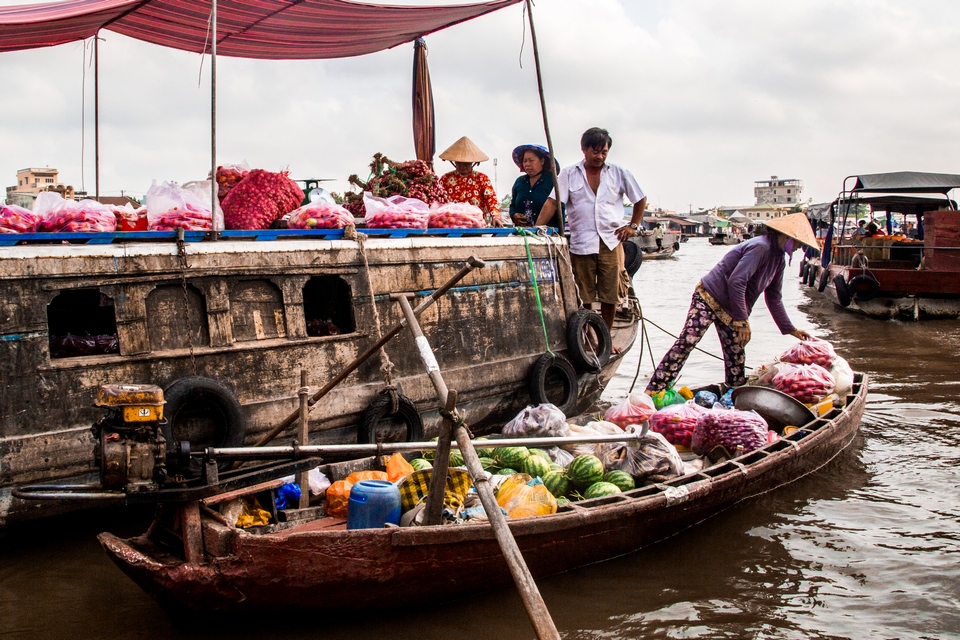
[210,0,219,239]
[395,294,560,640]
[94,33,100,199]
[252,256,485,447]
[525,0,563,236]
[296,369,310,509]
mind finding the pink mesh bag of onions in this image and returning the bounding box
[692,408,769,456]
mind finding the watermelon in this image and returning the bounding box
[603,470,635,492]
[528,448,552,461]
[523,455,553,479]
[494,446,530,470]
[548,462,563,472]
[474,437,493,458]
[556,496,571,507]
[567,454,604,489]
[584,482,622,499]
[422,437,439,462]
[479,457,500,472]
[448,451,464,467]
[542,469,570,498]
[409,457,432,471]
[496,467,518,476]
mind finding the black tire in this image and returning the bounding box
[673,242,680,251]
[805,264,818,287]
[799,261,809,279]
[358,389,423,445]
[527,353,579,416]
[162,376,247,474]
[849,274,881,302]
[622,240,643,278]
[834,274,852,307]
[818,268,830,292]
[565,309,612,374]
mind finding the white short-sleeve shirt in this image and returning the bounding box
[558,160,645,255]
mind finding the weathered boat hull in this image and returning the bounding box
[99,375,868,614]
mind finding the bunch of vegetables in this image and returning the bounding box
[427,203,486,229]
[604,393,657,429]
[0,204,41,233]
[287,201,354,230]
[771,362,836,404]
[214,163,250,201]
[221,169,304,230]
[779,337,837,369]
[343,153,448,217]
[649,400,708,448]
[691,409,769,456]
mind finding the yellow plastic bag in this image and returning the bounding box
[496,474,557,519]
[235,496,273,528]
[385,453,414,483]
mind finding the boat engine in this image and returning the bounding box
[92,384,187,492]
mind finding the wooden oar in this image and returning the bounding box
[393,293,561,640]
[252,257,485,448]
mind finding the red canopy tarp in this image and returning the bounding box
[0,0,520,59]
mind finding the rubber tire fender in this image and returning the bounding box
[849,274,881,302]
[818,268,831,292]
[565,309,612,374]
[358,389,424,444]
[806,264,819,287]
[799,260,809,279]
[673,241,681,251]
[833,274,852,307]
[162,376,247,474]
[622,239,643,278]
[527,353,579,416]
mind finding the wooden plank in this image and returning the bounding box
[200,478,286,505]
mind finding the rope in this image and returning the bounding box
[640,313,754,372]
[355,232,396,387]
[517,227,554,356]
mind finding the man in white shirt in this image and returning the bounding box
[538,127,647,332]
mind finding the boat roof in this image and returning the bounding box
[847,171,960,195]
[834,194,956,216]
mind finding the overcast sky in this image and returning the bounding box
[2,0,959,212]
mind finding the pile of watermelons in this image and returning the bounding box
[412,440,633,506]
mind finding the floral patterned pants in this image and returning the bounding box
[645,291,746,393]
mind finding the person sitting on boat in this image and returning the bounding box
[438,136,503,226]
[853,219,868,237]
[509,144,562,229]
[645,212,816,394]
[865,220,885,237]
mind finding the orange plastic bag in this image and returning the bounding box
[324,479,354,518]
[496,474,557,519]
[385,453,414,482]
[346,470,389,484]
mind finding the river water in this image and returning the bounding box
[2,238,958,639]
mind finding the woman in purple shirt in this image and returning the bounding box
[646,213,818,393]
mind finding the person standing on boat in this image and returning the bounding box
[438,136,503,226]
[538,127,647,332]
[654,223,664,251]
[645,213,817,394]
[509,144,562,229]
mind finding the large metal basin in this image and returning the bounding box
[731,386,817,433]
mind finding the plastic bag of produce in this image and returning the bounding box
[694,390,719,408]
[363,192,429,229]
[146,180,216,231]
[651,384,686,410]
[35,198,117,233]
[771,362,836,404]
[564,420,623,457]
[779,337,837,369]
[604,393,657,429]
[626,431,684,483]
[649,400,708,449]
[0,204,41,233]
[496,475,557,519]
[287,201,353,230]
[221,169,304,230]
[830,356,854,406]
[346,470,389,484]
[274,482,301,510]
[502,403,569,438]
[108,203,148,231]
[214,161,251,200]
[385,453,414,483]
[427,202,486,229]
[692,408,769,456]
[324,479,353,517]
[752,361,783,387]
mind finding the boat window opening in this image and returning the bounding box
[47,289,119,359]
[663,474,705,488]
[146,284,210,352]
[737,450,768,465]
[624,485,664,498]
[230,280,286,342]
[303,276,355,337]
[702,461,737,478]
[765,440,795,453]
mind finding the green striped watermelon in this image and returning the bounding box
[556,496,571,507]
[496,467,518,476]
[528,448,552,461]
[409,457,432,471]
[448,451,464,467]
[548,462,563,472]
[474,437,493,458]
[422,437,439,462]
[602,470,635,492]
[494,446,530,470]
[523,455,553,479]
[479,457,500,472]
[584,481,622,499]
[567,454,604,489]
[542,469,570,499]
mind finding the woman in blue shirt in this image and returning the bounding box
[509,144,561,228]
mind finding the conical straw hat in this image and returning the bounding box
[764,212,819,251]
[438,136,489,162]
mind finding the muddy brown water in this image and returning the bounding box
[2,238,958,639]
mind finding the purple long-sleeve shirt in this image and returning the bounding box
[700,234,796,334]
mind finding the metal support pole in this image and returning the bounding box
[210,0,219,239]
[94,33,100,199]
[296,369,310,509]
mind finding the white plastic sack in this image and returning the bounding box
[502,403,569,438]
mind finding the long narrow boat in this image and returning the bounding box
[98,373,868,614]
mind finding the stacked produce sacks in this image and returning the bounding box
[286,201,354,230]
[0,204,42,233]
[363,193,429,230]
[221,169,304,230]
[145,180,221,231]
[33,192,117,233]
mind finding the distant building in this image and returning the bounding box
[754,175,802,205]
[5,167,75,208]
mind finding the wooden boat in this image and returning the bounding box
[97,373,868,615]
[628,229,681,259]
[709,231,741,245]
[0,229,638,526]
[799,171,960,319]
